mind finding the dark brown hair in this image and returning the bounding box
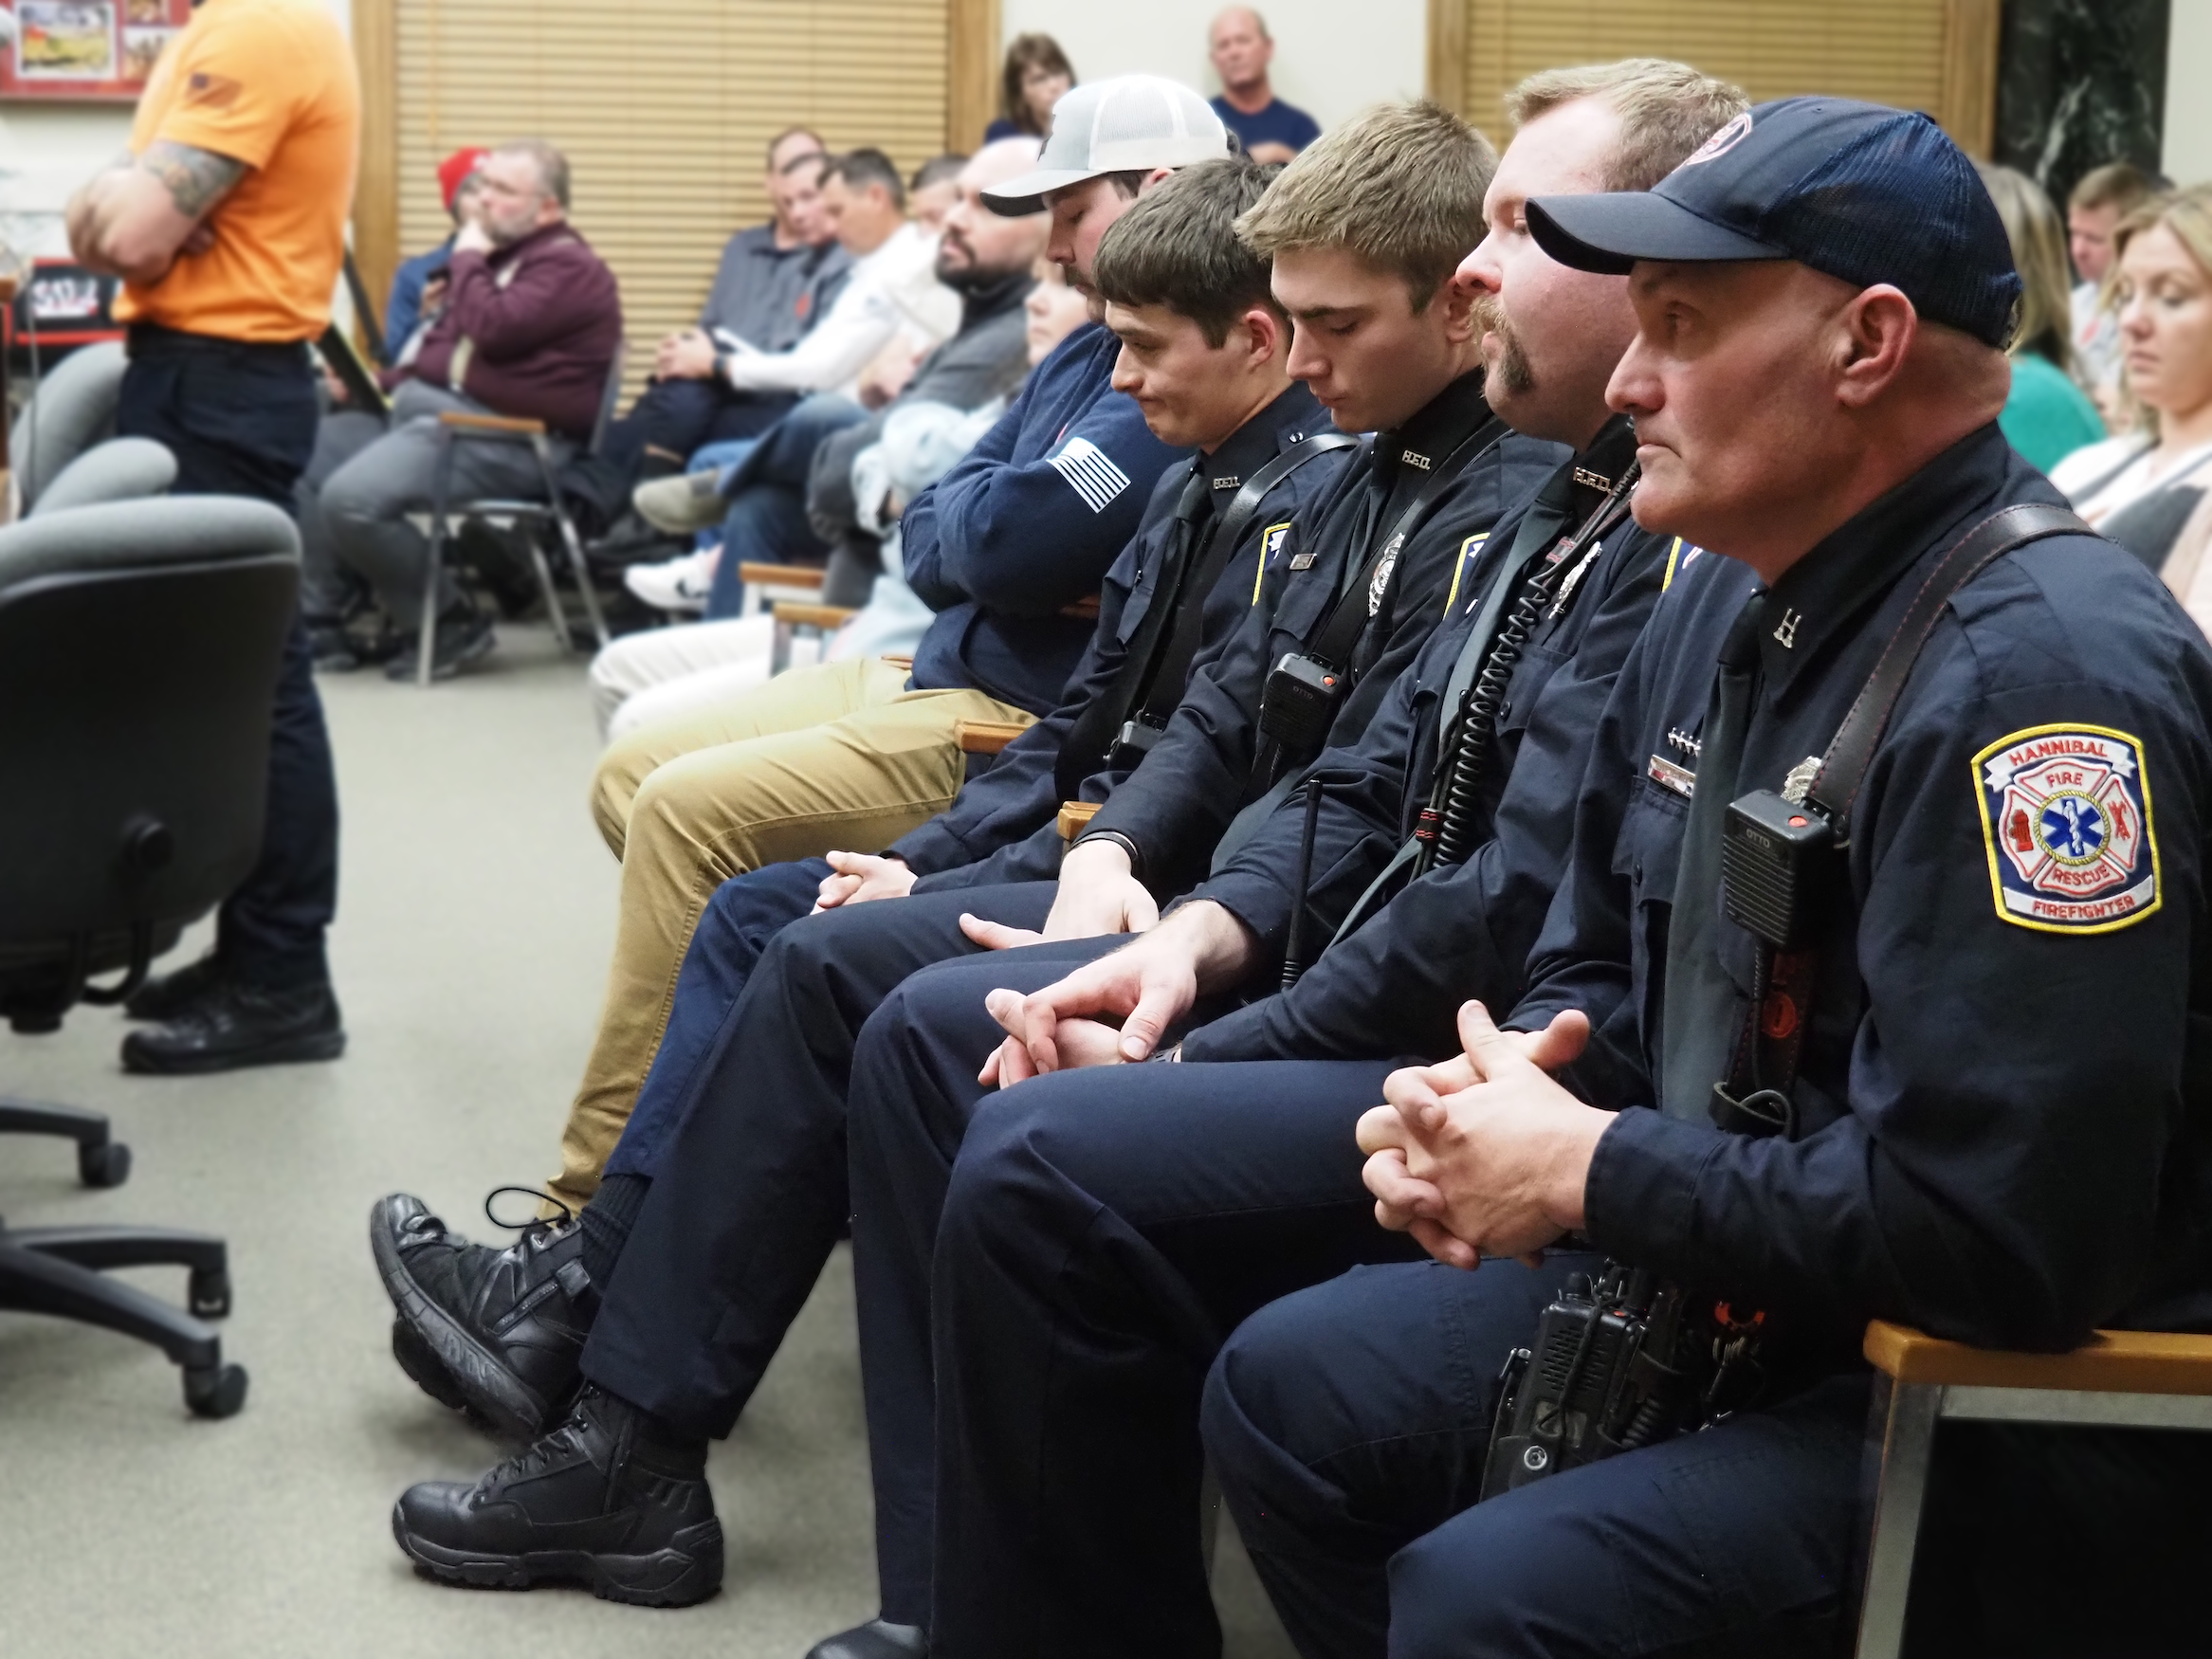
[1001,33,1074,137]
[1095,156,1281,346]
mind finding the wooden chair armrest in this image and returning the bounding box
[437,410,548,436]
[1058,800,1101,839]
[738,561,825,591]
[1059,593,1102,621]
[1864,1320,2212,1396]
[772,601,858,630]
[956,719,1030,757]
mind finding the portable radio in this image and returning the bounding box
[1720,790,1839,952]
[1257,651,1346,755]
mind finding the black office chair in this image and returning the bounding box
[0,493,302,1419]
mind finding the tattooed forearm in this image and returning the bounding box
[137,140,247,220]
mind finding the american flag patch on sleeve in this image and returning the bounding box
[1049,437,1133,513]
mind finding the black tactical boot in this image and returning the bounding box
[807,1619,929,1659]
[371,1192,594,1438]
[119,979,345,1073]
[121,951,227,1022]
[393,1386,722,1605]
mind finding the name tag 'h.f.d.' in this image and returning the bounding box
[1977,723,2160,934]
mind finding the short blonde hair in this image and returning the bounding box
[1506,59,1748,191]
[1235,100,1496,311]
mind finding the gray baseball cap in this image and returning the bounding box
[982,75,1231,215]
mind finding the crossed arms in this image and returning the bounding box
[67,141,247,286]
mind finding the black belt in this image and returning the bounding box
[125,322,314,366]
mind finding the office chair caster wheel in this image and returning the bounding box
[78,1139,131,1189]
[184,1362,248,1419]
[189,1267,231,1320]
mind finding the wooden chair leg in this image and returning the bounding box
[418,431,456,688]
[1854,1375,1942,1659]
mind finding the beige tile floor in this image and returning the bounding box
[0,624,1296,1659]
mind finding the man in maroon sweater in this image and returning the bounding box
[319,138,621,678]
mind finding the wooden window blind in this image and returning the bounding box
[1451,0,1995,157]
[391,0,953,396]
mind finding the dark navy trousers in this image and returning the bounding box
[599,856,829,1184]
[578,882,1080,1457]
[846,960,1415,1643]
[1207,1258,1862,1659]
[116,329,338,988]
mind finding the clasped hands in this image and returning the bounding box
[1358,1000,1609,1271]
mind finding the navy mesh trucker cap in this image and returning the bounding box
[1525,99,2022,347]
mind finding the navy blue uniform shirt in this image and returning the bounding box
[1085,370,1567,902]
[1513,424,2212,1357]
[1184,434,1678,1061]
[901,322,1182,714]
[890,382,1344,886]
[1210,94,1322,155]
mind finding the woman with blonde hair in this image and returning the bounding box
[1977,163,2107,470]
[984,33,1074,141]
[2052,184,2212,634]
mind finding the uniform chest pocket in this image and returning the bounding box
[1496,641,1568,743]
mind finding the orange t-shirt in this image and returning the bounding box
[114,0,359,343]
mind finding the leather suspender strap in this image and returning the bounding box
[1714,501,2095,1137]
[1805,502,2093,840]
[1303,413,1510,673]
[1133,430,1360,731]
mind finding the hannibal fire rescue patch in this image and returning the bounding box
[1975,723,2160,935]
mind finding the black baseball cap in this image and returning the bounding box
[1526,98,2021,348]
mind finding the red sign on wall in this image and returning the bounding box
[0,0,191,102]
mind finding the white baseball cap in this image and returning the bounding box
[983,75,1231,215]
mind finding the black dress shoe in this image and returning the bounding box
[119,980,345,1074]
[121,951,226,1022]
[372,1192,593,1438]
[393,1386,722,1605]
[807,1618,928,1659]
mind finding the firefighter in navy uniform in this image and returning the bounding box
[1198,101,2212,1659]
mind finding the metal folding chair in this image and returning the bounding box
[413,345,624,686]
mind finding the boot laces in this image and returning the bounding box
[483,1184,576,1245]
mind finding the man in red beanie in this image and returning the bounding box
[379,146,489,361]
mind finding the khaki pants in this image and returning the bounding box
[548,655,1033,1210]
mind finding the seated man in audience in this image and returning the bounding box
[1208,7,1319,164]
[372,108,1565,1649]
[316,138,619,681]
[593,130,844,492]
[936,100,2212,1657]
[907,154,967,233]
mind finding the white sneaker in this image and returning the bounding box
[623,547,719,614]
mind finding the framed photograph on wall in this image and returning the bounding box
[0,0,189,100]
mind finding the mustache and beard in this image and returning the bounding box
[1471,290,1536,398]
[935,222,1036,293]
